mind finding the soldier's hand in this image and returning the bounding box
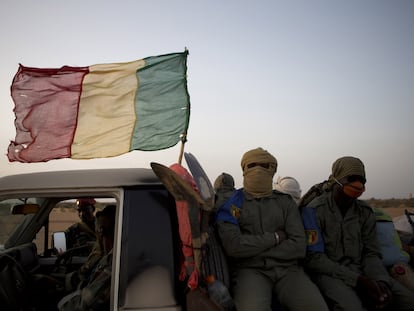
[275,230,287,244]
[356,275,392,309]
[377,281,393,309]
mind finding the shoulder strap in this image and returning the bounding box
[298,180,328,210]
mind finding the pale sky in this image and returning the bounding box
[1,0,413,199]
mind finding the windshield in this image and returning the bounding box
[0,196,116,254]
[0,198,38,247]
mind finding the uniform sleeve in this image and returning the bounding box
[217,221,276,258]
[79,266,111,310]
[301,206,360,287]
[58,255,111,311]
[216,189,277,258]
[260,203,307,261]
[305,253,360,286]
[360,207,391,283]
[79,241,102,276]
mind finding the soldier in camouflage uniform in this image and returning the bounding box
[58,204,116,311]
[65,198,97,255]
[301,156,414,310]
[65,229,103,292]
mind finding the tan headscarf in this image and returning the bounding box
[241,147,277,198]
[327,156,366,189]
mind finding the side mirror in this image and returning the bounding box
[52,232,67,253]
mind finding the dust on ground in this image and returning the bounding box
[378,207,414,218]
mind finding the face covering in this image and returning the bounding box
[243,164,275,197]
[335,178,365,198]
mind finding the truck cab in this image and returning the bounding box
[0,168,185,310]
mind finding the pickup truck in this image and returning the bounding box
[0,167,195,311]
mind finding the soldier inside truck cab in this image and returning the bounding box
[64,198,97,255]
[58,204,116,311]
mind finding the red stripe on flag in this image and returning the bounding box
[8,65,89,162]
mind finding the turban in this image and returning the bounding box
[274,176,302,202]
[331,156,365,181]
[326,156,366,190]
[241,147,277,197]
[241,147,277,174]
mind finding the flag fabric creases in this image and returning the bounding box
[8,51,190,163]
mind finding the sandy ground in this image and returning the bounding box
[49,208,79,233]
[379,207,414,218]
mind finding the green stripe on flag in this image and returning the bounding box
[131,52,190,151]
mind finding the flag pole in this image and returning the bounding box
[178,132,187,165]
[178,47,189,165]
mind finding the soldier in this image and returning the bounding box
[274,176,302,205]
[214,172,236,210]
[216,147,329,311]
[58,204,116,311]
[65,198,97,254]
[65,212,106,291]
[301,156,414,310]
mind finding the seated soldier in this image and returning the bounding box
[216,148,329,311]
[301,156,414,310]
[58,204,116,311]
[65,222,104,292]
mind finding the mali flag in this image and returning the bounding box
[8,51,190,163]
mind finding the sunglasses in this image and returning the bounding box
[246,162,271,169]
[346,175,366,184]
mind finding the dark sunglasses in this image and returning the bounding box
[246,162,271,169]
[347,175,366,184]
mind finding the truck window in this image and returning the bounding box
[118,187,180,308]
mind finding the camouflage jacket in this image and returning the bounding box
[65,221,97,254]
[58,251,112,311]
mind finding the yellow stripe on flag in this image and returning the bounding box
[72,59,146,158]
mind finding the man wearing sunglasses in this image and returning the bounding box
[301,156,414,310]
[216,147,328,311]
